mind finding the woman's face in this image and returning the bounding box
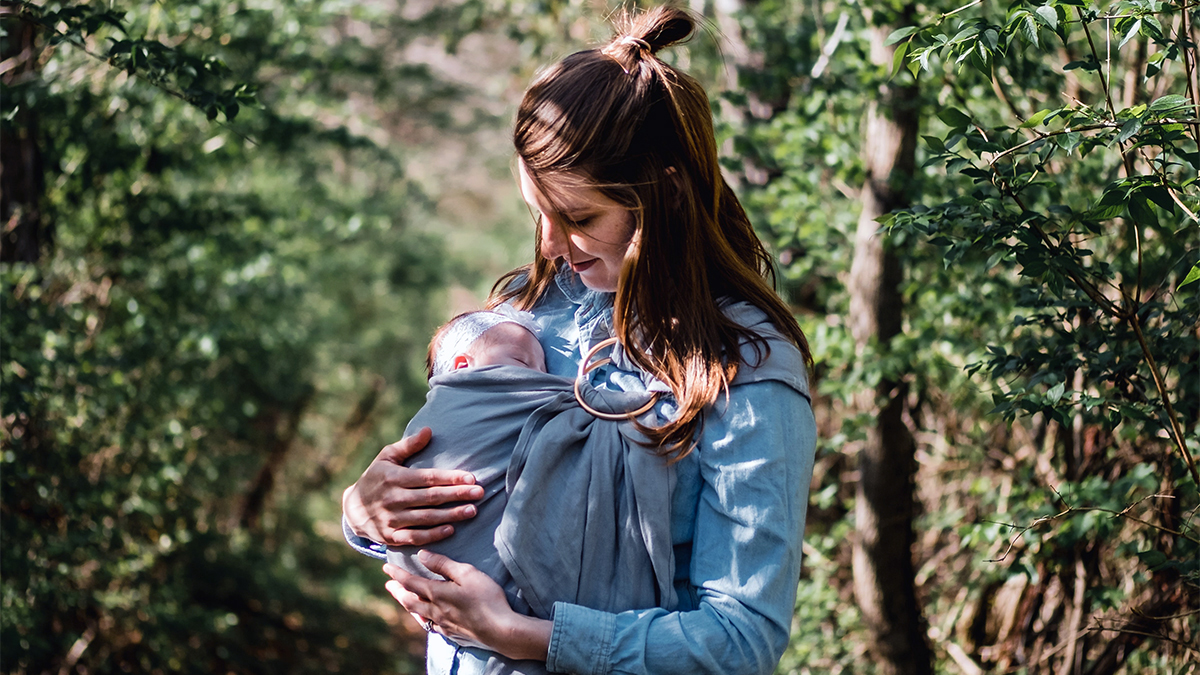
[518,161,635,293]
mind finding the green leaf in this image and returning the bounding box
[891,40,910,79]
[1047,381,1065,405]
[1020,109,1051,128]
[938,107,972,130]
[1034,5,1058,30]
[1127,194,1156,226]
[1137,550,1168,570]
[1064,58,1099,71]
[1116,118,1142,144]
[1055,131,1082,154]
[1148,94,1189,113]
[885,26,920,46]
[922,135,946,153]
[1142,15,1164,38]
[907,53,922,78]
[1141,185,1174,212]
[981,28,1000,51]
[1021,15,1040,48]
[1179,263,1200,290]
[1174,149,1200,170]
[1119,19,1141,50]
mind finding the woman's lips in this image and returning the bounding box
[570,258,598,273]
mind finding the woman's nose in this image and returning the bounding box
[539,217,568,259]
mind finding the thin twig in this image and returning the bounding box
[12,3,259,147]
[986,119,1200,166]
[984,492,1200,565]
[937,0,986,24]
[1127,310,1199,486]
[1166,181,1199,222]
[1136,214,1144,302]
[1131,607,1200,621]
[1182,0,1200,162]
[1086,624,1200,655]
[1004,189,1124,317]
[983,508,1072,562]
[1079,7,1119,117]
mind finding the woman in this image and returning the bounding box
[342,7,818,674]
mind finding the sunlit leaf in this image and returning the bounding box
[1179,264,1200,290]
[885,26,920,46]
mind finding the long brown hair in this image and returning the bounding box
[492,5,811,456]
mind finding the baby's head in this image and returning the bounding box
[427,308,546,379]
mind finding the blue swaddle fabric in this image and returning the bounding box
[386,364,675,625]
[497,377,676,620]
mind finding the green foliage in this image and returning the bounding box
[724,0,1197,671]
[1,0,520,671]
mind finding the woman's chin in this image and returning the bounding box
[577,274,617,293]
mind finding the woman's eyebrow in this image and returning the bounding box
[559,207,595,219]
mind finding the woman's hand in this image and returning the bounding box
[342,427,484,547]
[384,552,552,662]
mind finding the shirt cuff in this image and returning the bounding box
[341,516,388,560]
[546,602,616,675]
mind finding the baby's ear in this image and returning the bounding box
[452,354,472,371]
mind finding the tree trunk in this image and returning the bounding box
[847,19,932,675]
[1,10,48,263]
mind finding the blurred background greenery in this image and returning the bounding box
[2,1,1196,674]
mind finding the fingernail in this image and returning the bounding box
[464,505,477,517]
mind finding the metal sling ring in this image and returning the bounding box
[573,336,660,421]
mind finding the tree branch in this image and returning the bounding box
[1078,7,1119,117]
[1126,306,1199,486]
[986,119,1200,166]
[984,492,1200,565]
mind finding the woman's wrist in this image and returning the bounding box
[491,613,552,662]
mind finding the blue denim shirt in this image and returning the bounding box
[347,269,817,675]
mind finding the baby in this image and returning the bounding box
[425,308,547,378]
[350,306,676,628]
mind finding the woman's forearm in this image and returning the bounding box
[491,614,552,662]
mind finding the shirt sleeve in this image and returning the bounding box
[545,380,818,675]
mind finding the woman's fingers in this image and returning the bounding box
[383,564,438,610]
[387,483,483,508]
[381,558,530,656]
[389,524,455,548]
[385,579,430,616]
[416,550,475,582]
[386,501,476,529]
[341,428,484,545]
[375,426,432,464]
[394,466,480,489]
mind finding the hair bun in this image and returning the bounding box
[632,6,695,54]
[610,5,695,57]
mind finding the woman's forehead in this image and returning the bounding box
[517,160,610,214]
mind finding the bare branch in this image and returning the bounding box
[984,492,1199,564]
[1087,623,1200,655]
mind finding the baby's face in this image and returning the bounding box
[468,323,547,373]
